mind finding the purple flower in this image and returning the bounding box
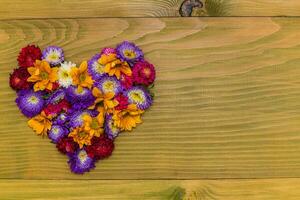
[68,149,95,174]
[68,110,98,129]
[16,89,45,118]
[53,112,68,125]
[95,75,122,94]
[126,86,152,110]
[42,46,64,66]
[46,89,66,104]
[65,86,95,110]
[87,53,106,81]
[104,114,120,139]
[116,41,143,64]
[48,125,69,143]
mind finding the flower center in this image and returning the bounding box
[103,81,114,91]
[130,92,144,103]
[78,131,87,138]
[28,96,38,104]
[124,50,136,59]
[40,71,49,79]
[143,68,151,77]
[49,53,59,60]
[91,118,100,129]
[62,71,69,78]
[79,73,86,82]
[52,127,59,135]
[95,63,105,74]
[78,150,87,162]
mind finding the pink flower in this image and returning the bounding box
[132,60,155,86]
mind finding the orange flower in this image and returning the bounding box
[89,87,118,112]
[28,111,52,136]
[68,126,94,148]
[99,54,132,79]
[71,61,94,92]
[27,60,58,91]
[82,112,104,137]
[112,104,144,131]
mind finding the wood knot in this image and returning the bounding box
[179,0,204,17]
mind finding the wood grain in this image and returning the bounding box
[0,0,300,19]
[1,179,300,199]
[1,18,300,179]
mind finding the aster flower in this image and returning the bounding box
[65,86,95,110]
[104,114,120,139]
[42,46,64,66]
[88,53,106,81]
[71,61,94,92]
[82,112,104,137]
[115,93,129,110]
[27,60,58,91]
[132,60,156,86]
[120,73,133,89]
[68,149,95,174]
[16,89,44,118]
[9,67,33,91]
[18,45,42,68]
[53,112,68,125]
[89,87,118,112]
[58,61,75,88]
[112,104,143,131]
[68,126,94,148]
[48,125,68,143]
[85,135,114,160]
[98,53,132,79]
[126,86,152,110]
[116,41,143,64]
[46,89,65,104]
[43,99,70,116]
[68,110,98,129]
[95,75,122,94]
[28,111,52,136]
[101,47,116,55]
[56,136,79,154]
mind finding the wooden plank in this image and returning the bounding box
[1,179,300,199]
[1,17,300,179]
[0,0,300,19]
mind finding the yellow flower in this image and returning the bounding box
[82,112,104,137]
[112,104,144,131]
[71,61,94,92]
[28,112,52,137]
[27,60,58,91]
[99,54,132,79]
[68,126,93,149]
[89,87,118,112]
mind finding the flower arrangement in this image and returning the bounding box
[9,42,156,174]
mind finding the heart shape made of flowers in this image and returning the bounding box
[9,41,156,174]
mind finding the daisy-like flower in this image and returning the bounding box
[99,53,132,79]
[116,41,143,64]
[126,86,152,110]
[71,61,94,92]
[104,114,120,139]
[42,46,64,66]
[85,135,114,160]
[68,149,95,174]
[9,67,33,91]
[132,60,156,86]
[89,87,118,112]
[16,89,44,118]
[95,75,122,94]
[48,125,68,143]
[82,112,104,137]
[68,110,98,129]
[28,111,52,136]
[112,104,144,131]
[65,86,95,110]
[18,45,42,68]
[27,60,58,91]
[68,126,94,148]
[88,54,106,81]
[58,61,76,88]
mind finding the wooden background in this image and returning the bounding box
[1,0,300,199]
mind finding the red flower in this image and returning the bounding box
[45,82,60,93]
[43,99,70,116]
[18,45,42,68]
[132,60,156,86]
[56,137,79,154]
[85,135,114,160]
[9,67,33,90]
[120,73,133,89]
[115,93,129,110]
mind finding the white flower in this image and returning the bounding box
[58,61,76,88]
